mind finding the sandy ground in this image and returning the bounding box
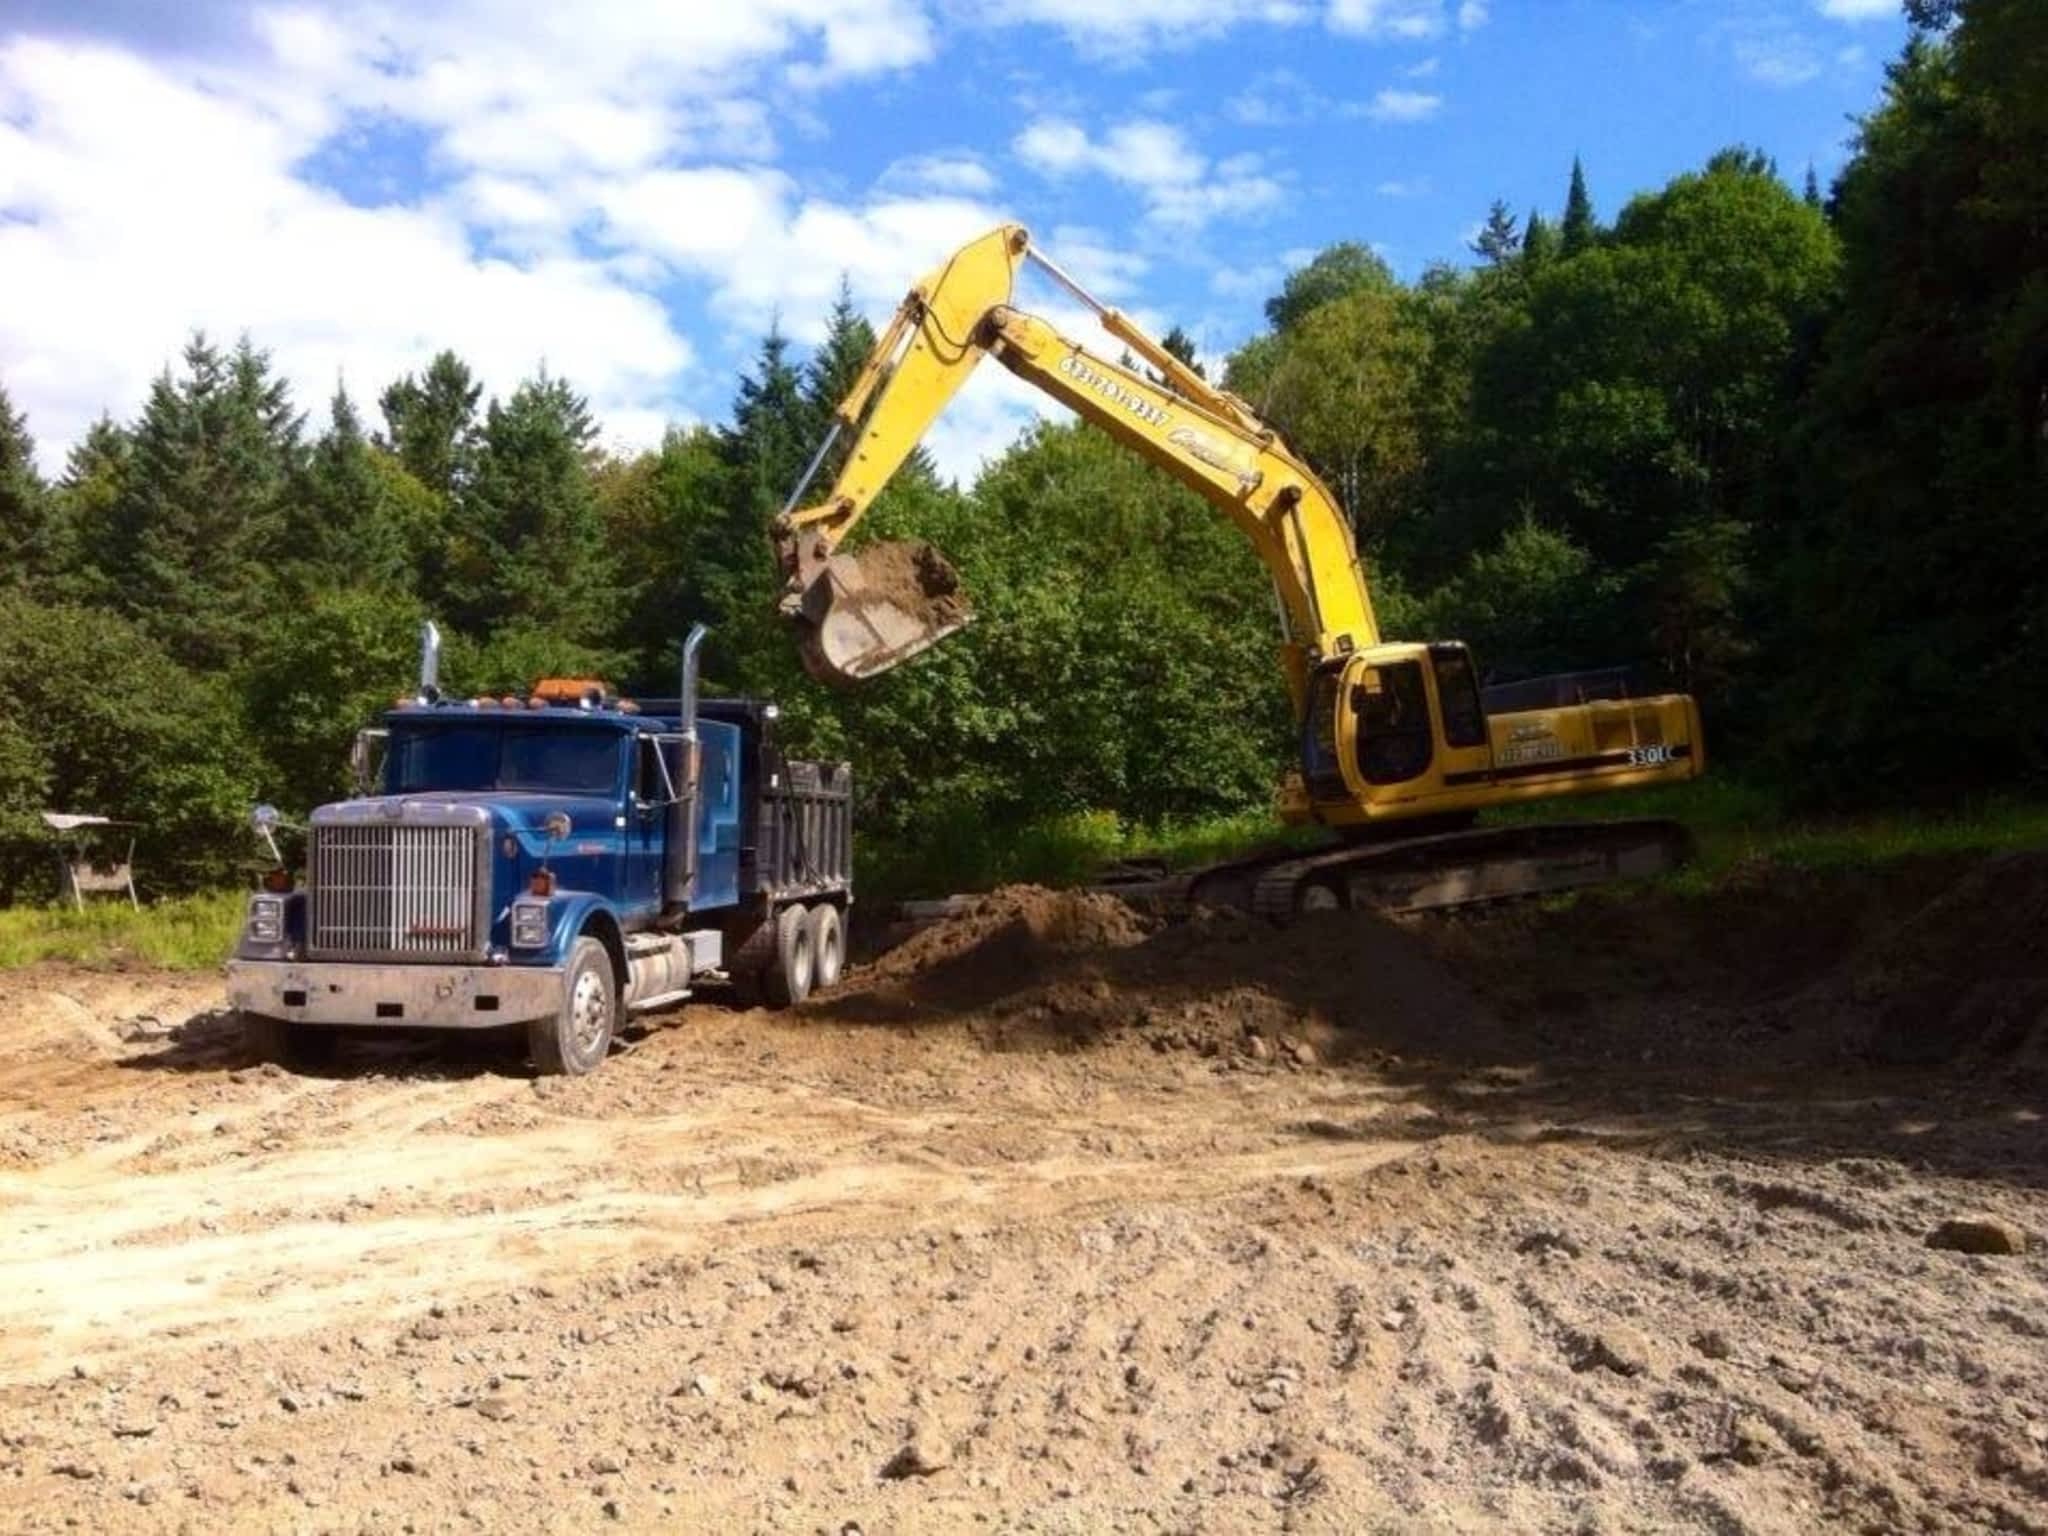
[0,856,2044,1534]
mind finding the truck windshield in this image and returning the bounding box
[384,726,623,796]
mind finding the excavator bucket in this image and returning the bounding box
[784,539,971,685]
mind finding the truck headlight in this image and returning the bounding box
[246,894,284,944]
[510,898,550,950]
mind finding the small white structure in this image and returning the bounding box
[40,813,140,911]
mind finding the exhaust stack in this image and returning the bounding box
[664,624,709,913]
[417,620,442,702]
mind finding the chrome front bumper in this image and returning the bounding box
[226,959,564,1029]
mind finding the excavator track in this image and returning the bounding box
[1097,819,1693,922]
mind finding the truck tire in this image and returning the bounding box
[807,902,845,990]
[530,936,616,1076]
[764,902,814,1009]
[241,1012,337,1071]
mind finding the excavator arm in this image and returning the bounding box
[773,224,1379,708]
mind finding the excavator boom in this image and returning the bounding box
[773,223,1704,902]
[773,224,1378,703]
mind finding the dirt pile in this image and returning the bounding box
[1794,849,2048,1066]
[840,887,1505,1065]
[844,537,968,627]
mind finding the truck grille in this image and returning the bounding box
[309,823,487,960]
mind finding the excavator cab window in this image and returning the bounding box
[1302,667,1347,801]
[1429,644,1489,749]
[1354,662,1435,786]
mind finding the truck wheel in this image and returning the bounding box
[530,936,616,1076]
[241,1012,337,1071]
[807,903,845,990]
[764,903,814,1009]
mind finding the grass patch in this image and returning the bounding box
[0,890,245,971]
[860,779,2048,906]
[1482,778,2048,890]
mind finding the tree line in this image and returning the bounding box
[0,0,2039,899]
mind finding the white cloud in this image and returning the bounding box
[1329,0,1450,40]
[1014,117,1283,229]
[1367,88,1444,122]
[1457,0,1489,31]
[977,0,1312,54]
[1406,56,1441,77]
[1813,0,1896,19]
[1732,31,1824,86]
[883,152,1000,196]
[0,37,691,471]
[1376,177,1430,197]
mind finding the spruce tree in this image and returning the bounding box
[1561,156,1597,255]
[53,416,130,606]
[449,372,611,643]
[1803,164,1823,210]
[378,351,481,500]
[1521,210,1559,267]
[297,385,412,591]
[1470,200,1521,266]
[0,383,55,591]
[107,334,302,670]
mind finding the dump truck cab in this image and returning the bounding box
[226,624,852,1075]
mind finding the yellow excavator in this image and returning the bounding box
[773,225,1705,916]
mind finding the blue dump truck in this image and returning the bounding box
[225,623,852,1075]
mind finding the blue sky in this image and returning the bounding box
[0,0,1911,479]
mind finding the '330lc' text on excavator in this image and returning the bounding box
[772,225,1705,917]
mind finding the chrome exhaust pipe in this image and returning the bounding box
[665,624,709,913]
[417,620,442,702]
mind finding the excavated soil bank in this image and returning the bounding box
[2,851,2044,1533]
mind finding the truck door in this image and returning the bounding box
[623,732,670,916]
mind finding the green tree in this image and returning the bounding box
[1561,156,1597,255]
[378,351,480,500]
[1773,3,2048,796]
[1414,517,1622,679]
[1248,287,1433,539]
[1264,242,1395,331]
[292,386,414,591]
[105,335,304,671]
[0,594,257,897]
[0,383,59,592]
[240,587,425,814]
[447,372,613,643]
[1520,210,1559,268]
[1470,200,1520,266]
[596,424,733,687]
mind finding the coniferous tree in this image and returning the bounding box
[1520,210,1559,267]
[378,351,480,501]
[1158,326,1206,377]
[1561,156,1597,254]
[1802,164,1823,209]
[52,415,130,605]
[106,335,303,670]
[297,385,412,591]
[0,384,56,591]
[448,372,612,643]
[702,326,812,680]
[1470,200,1521,266]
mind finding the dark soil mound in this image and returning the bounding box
[837,886,1502,1064]
[1797,849,2048,1066]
